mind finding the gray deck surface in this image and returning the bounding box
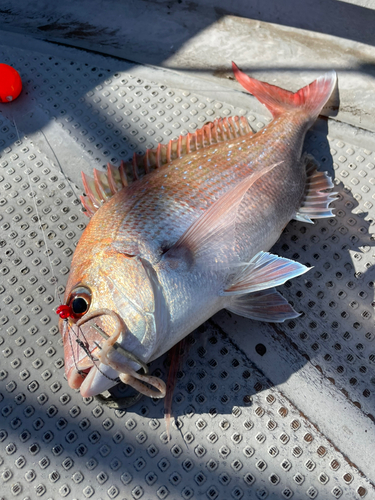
[0,2,374,499]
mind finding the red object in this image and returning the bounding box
[0,64,22,103]
[56,304,72,320]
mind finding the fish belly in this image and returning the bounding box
[150,268,226,361]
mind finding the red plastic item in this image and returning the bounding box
[56,304,72,320]
[0,64,22,103]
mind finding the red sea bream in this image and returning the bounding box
[58,63,337,399]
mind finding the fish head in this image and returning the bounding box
[59,220,160,398]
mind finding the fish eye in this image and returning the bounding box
[68,286,92,318]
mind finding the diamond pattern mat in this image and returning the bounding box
[0,38,374,499]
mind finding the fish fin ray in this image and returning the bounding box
[232,62,336,119]
[81,116,252,214]
[164,163,281,265]
[81,172,104,212]
[80,194,96,218]
[93,168,113,201]
[123,116,252,168]
[295,155,338,221]
[81,167,130,218]
[222,251,310,295]
[107,162,125,194]
[226,288,300,322]
[295,213,314,224]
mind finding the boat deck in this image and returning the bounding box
[0,3,374,498]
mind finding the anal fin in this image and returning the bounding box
[295,155,338,223]
[226,288,300,323]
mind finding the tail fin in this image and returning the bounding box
[232,62,336,120]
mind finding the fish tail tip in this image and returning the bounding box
[232,63,337,119]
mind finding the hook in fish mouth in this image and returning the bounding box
[89,322,149,409]
[74,308,166,404]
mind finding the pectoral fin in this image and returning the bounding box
[226,288,300,322]
[164,162,281,267]
[222,251,310,295]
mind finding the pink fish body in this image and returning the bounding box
[59,64,337,399]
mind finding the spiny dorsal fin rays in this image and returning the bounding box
[80,193,96,218]
[93,169,113,201]
[107,162,125,193]
[132,153,139,180]
[119,160,129,187]
[142,116,251,169]
[81,172,103,211]
[80,162,130,218]
[80,116,253,218]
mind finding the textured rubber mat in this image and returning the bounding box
[0,36,374,499]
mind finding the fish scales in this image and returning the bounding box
[58,64,337,399]
[86,112,307,258]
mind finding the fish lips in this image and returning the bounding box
[62,315,120,397]
[69,362,120,398]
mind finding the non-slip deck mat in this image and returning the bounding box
[0,38,374,499]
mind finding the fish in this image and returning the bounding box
[57,63,337,401]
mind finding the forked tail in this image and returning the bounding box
[232,62,336,120]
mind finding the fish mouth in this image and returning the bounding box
[66,308,166,401]
[66,350,121,397]
[66,308,136,397]
[68,362,121,398]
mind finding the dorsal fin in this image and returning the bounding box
[80,116,253,217]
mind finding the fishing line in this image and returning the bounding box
[66,320,119,382]
[12,119,155,396]
[39,129,82,207]
[12,118,62,304]
[13,118,115,382]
